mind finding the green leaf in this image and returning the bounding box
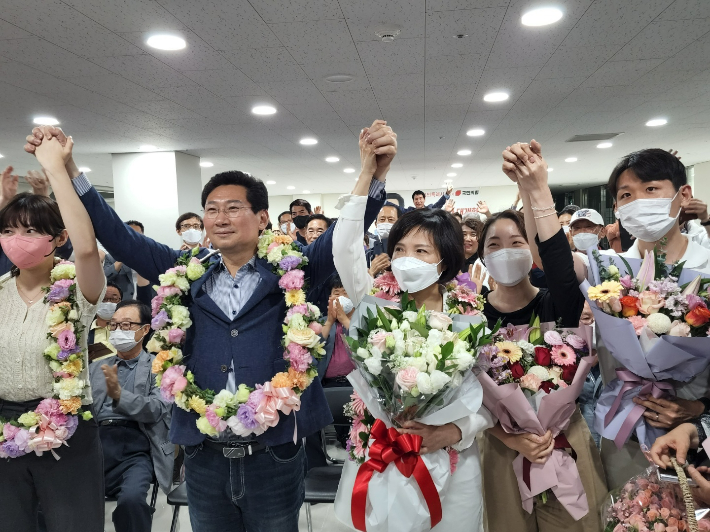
[617,254,634,279]
[376,306,392,332]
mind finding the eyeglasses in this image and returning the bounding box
[204,205,251,219]
[103,296,121,304]
[108,321,145,331]
[180,223,202,231]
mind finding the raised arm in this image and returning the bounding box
[33,133,105,304]
[429,185,452,210]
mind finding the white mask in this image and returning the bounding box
[572,232,600,252]
[338,296,354,314]
[484,248,533,287]
[376,223,393,238]
[96,302,117,321]
[182,228,203,245]
[109,329,144,353]
[391,257,442,293]
[562,225,571,234]
[280,222,295,234]
[615,192,680,242]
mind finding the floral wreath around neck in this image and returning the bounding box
[149,231,326,438]
[0,261,92,459]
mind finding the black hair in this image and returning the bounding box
[265,221,272,231]
[386,192,405,208]
[558,205,580,217]
[607,148,687,199]
[307,213,332,228]
[106,281,123,300]
[379,203,401,220]
[452,212,463,221]
[462,218,484,239]
[278,211,291,224]
[125,220,144,232]
[289,199,312,214]
[387,209,463,285]
[412,190,426,201]
[201,171,269,213]
[331,274,344,290]
[175,212,203,231]
[0,193,64,236]
[115,299,152,348]
[478,210,528,260]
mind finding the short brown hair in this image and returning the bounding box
[478,210,527,259]
[462,218,483,239]
[175,212,203,231]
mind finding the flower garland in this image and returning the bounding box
[0,261,92,459]
[149,232,326,437]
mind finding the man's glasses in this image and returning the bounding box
[180,223,203,231]
[204,206,251,219]
[108,321,144,331]
[103,296,121,304]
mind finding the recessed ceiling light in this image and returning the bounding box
[287,186,295,190]
[199,161,214,167]
[78,166,91,173]
[343,168,355,173]
[325,74,354,83]
[325,156,340,163]
[483,92,509,102]
[646,118,668,127]
[521,7,563,27]
[252,105,277,115]
[299,138,318,146]
[33,116,59,126]
[146,34,186,51]
[303,190,311,194]
[451,163,463,168]
[266,180,276,185]
[548,168,554,172]
[457,149,472,156]
[0,154,4,159]
[565,157,578,163]
[447,172,457,177]
[597,142,613,149]
[466,128,485,137]
[139,144,158,151]
[453,34,469,39]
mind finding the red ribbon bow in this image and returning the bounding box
[351,419,443,532]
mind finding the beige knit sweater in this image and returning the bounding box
[0,272,102,404]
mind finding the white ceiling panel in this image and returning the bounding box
[357,38,425,77]
[0,38,111,79]
[580,58,666,88]
[252,0,344,23]
[223,47,307,82]
[182,68,266,98]
[658,0,710,20]
[118,31,232,71]
[341,0,426,41]
[63,0,186,32]
[611,19,710,61]
[92,54,191,88]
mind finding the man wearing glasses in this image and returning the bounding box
[175,212,205,250]
[89,300,174,532]
[88,281,123,361]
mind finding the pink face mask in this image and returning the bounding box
[0,234,55,269]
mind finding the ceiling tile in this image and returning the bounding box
[611,19,710,61]
[341,0,426,41]
[62,0,186,32]
[182,68,266,98]
[93,54,192,88]
[119,31,232,70]
[0,38,111,79]
[0,19,33,39]
[356,38,425,77]
[580,58,665,88]
[657,0,710,20]
[222,47,307,82]
[252,0,343,23]
[536,44,622,79]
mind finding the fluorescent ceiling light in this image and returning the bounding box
[139,145,158,151]
[146,34,186,51]
[266,180,276,185]
[646,118,667,127]
[33,116,59,125]
[199,161,214,167]
[287,186,295,190]
[325,156,340,163]
[252,105,276,115]
[343,168,355,173]
[457,149,472,156]
[521,7,563,27]
[451,163,463,168]
[0,154,4,159]
[565,157,578,163]
[325,74,354,83]
[447,172,457,177]
[597,142,613,149]
[466,128,485,137]
[483,92,509,102]
[299,138,318,145]
[78,167,91,173]
[548,168,554,172]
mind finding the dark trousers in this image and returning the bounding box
[100,424,154,532]
[184,440,305,532]
[0,399,104,532]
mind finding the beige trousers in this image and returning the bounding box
[480,408,608,532]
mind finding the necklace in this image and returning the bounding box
[16,282,44,304]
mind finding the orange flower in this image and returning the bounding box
[49,321,74,338]
[59,397,82,414]
[50,302,72,312]
[152,350,172,374]
[274,235,293,245]
[271,372,292,388]
[288,367,309,390]
[686,306,710,327]
[620,295,639,317]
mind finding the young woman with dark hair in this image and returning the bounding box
[0,132,106,531]
[332,122,493,531]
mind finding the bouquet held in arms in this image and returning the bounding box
[477,319,597,521]
[334,293,489,532]
[583,247,710,449]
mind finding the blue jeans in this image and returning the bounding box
[184,441,305,532]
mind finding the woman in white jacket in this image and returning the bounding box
[332,121,493,531]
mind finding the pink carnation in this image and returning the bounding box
[308,322,323,335]
[36,398,67,427]
[278,269,305,291]
[284,342,313,372]
[286,305,308,321]
[151,295,165,315]
[54,279,74,289]
[3,423,19,440]
[686,293,706,311]
[520,373,542,392]
[57,329,77,351]
[166,265,187,275]
[627,315,648,336]
[167,328,185,344]
[160,365,188,401]
[205,405,228,432]
[543,330,564,345]
[157,285,183,298]
[565,334,586,350]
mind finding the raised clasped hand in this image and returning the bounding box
[360,120,397,178]
[501,140,548,192]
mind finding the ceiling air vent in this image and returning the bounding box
[566,133,623,142]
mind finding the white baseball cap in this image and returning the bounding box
[569,208,604,227]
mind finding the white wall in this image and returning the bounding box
[692,161,710,203]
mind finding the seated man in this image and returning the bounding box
[90,300,174,532]
[88,281,122,361]
[104,220,144,300]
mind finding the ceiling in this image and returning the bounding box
[1,0,710,194]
